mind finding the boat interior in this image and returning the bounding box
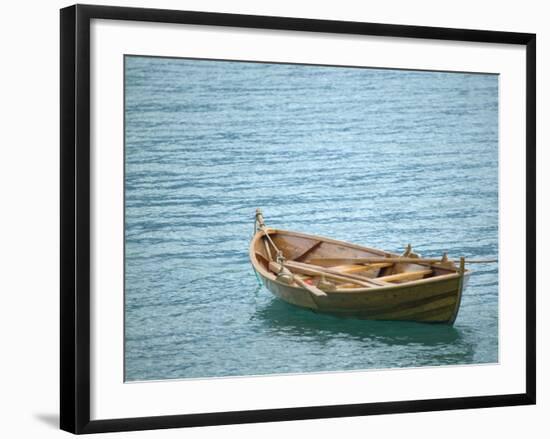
[252,230,460,292]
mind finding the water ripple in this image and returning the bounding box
[124,57,498,381]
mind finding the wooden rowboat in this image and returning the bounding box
[249,209,472,325]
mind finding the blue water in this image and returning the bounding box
[124,56,498,381]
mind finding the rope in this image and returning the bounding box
[464,259,498,264]
[255,210,284,264]
[252,209,273,286]
[251,267,263,287]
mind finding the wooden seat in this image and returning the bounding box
[376,269,432,283]
[331,262,393,273]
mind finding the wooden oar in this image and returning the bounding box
[269,261,374,288]
[284,261,388,287]
[293,276,328,298]
[289,261,433,284]
[268,262,327,297]
[309,257,497,265]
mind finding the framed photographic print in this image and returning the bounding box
[60,4,536,434]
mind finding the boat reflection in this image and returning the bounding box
[255,299,473,353]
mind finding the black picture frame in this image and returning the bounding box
[60,4,536,434]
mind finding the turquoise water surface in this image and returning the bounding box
[124,56,498,381]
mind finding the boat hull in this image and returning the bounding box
[259,271,466,324]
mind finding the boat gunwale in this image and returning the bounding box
[249,228,466,295]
